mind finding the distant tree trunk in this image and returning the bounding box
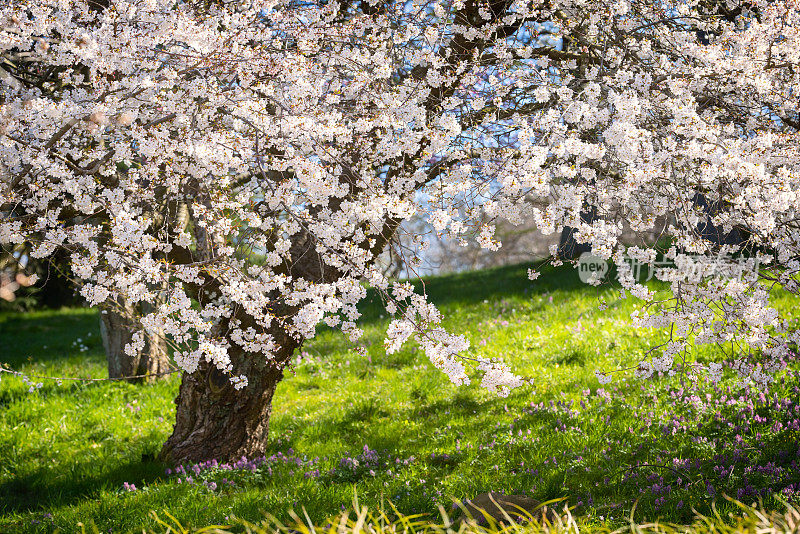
[692,192,749,247]
[100,296,170,383]
[558,204,598,260]
[159,324,301,463]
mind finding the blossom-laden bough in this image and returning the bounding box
[1,0,799,461]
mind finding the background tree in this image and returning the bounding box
[2,0,799,462]
[0,28,170,381]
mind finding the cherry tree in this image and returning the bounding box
[1,0,799,461]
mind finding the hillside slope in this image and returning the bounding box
[1,262,799,532]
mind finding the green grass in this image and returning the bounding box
[1,262,799,533]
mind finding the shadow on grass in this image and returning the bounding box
[0,308,103,367]
[0,447,168,515]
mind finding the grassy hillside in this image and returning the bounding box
[1,262,799,533]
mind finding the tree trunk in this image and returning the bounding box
[157,223,342,463]
[692,192,749,247]
[159,331,301,463]
[100,297,169,383]
[557,204,598,260]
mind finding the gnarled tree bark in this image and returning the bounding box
[159,324,300,463]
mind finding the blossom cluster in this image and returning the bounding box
[2,0,799,391]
